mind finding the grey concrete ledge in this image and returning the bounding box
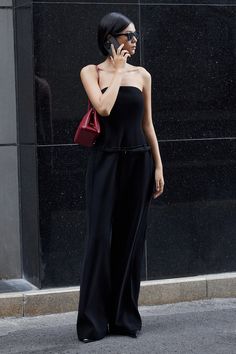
[0,0,12,7]
[0,272,236,318]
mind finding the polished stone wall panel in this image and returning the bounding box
[37,146,90,287]
[19,145,40,287]
[33,0,138,3]
[33,3,140,145]
[1,0,12,6]
[0,146,21,278]
[140,5,236,139]
[140,0,236,3]
[32,0,236,3]
[0,8,16,144]
[147,138,236,279]
[29,1,236,288]
[37,145,147,287]
[14,0,31,8]
[14,2,36,144]
[36,137,236,286]
[33,3,236,145]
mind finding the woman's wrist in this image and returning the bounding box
[155,162,163,170]
[111,69,124,89]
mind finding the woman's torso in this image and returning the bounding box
[93,65,150,152]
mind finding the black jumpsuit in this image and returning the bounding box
[76,85,155,341]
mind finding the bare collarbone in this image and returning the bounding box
[96,64,143,91]
[97,63,140,73]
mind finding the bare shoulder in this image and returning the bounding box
[127,64,151,84]
[133,66,151,92]
[138,66,151,80]
[80,64,98,86]
[80,64,96,75]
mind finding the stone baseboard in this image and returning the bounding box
[0,272,236,318]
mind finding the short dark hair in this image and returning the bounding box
[97,12,133,56]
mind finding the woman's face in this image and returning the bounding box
[115,22,138,56]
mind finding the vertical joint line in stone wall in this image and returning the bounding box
[145,240,148,280]
[23,294,26,317]
[138,1,142,67]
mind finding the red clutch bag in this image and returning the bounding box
[73,65,101,147]
[73,99,101,147]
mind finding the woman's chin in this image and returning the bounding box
[129,50,135,57]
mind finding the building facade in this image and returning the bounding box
[0,0,235,290]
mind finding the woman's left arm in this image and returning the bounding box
[140,67,164,197]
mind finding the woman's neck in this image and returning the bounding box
[99,57,130,71]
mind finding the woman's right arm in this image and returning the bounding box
[80,44,130,116]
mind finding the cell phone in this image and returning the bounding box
[104,35,120,57]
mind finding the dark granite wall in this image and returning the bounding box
[15,0,236,288]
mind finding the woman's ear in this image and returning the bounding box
[104,39,111,52]
[106,34,113,46]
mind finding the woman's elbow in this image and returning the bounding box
[142,121,154,131]
[93,97,111,116]
[97,105,110,117]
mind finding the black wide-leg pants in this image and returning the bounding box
[76,148,155,340]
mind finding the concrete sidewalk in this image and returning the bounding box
[0,298,235,354]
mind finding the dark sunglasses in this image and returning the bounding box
[114,31,139,41]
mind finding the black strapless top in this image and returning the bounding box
[93,86,151,152]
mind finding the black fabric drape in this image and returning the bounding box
[77,149,155,341]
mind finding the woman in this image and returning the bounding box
[76,12,164,343]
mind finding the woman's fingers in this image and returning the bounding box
[110,43,131,70]
[157,179,161,191]
[112,43,129,58]
[153,178,164,198]
[111,43,116,57]
[109,55,114,64]
[123,52,131,59]
[116,43,124,55]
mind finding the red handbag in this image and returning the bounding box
[73,66,101,147]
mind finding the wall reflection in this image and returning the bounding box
[31,2,236,287]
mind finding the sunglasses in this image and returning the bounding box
[114,31,139,41]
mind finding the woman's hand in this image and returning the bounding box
[153,167,164,199]
[110,43,131,72]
